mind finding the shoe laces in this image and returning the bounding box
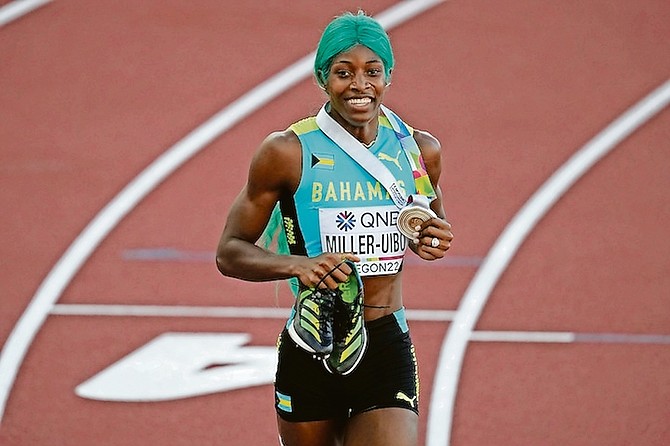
[305,288,336,325]
[302,261,347,327]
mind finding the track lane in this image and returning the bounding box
[427,79,670,446]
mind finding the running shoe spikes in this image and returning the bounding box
[288,285,336,357]
[323,260,368,375]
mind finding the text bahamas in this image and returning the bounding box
[311,180,407,202]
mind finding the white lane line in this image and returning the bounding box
[0,0,51,27]
[0,0,446,423]
[50,303,456,322]
[49,305,670,345]
[470,331,575,343]
[50,304,292,319]
[426,78,670,446]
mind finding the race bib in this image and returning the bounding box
[318,205,407,276]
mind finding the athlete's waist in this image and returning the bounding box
[365,307,410,335]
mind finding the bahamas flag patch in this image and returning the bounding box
[276,391,293,413]
[311,153,334,170]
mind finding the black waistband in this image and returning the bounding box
[366,307,409,334]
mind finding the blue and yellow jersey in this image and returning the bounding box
[279,113,418,277]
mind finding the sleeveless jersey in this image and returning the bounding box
[279,113,419,277]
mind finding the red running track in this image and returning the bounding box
[1,1,669,445]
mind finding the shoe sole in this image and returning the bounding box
[288,319,332,356]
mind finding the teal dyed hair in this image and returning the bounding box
[314,11,394,87]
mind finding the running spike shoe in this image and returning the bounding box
[288,286,335,356]
[323,260,367,375]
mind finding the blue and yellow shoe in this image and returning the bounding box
[288,286,335,357]
[323,260,367,375]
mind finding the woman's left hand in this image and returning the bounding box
[411,218,453,260]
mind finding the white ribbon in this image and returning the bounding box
[315,104,408,209]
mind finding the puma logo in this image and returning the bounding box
[395,391,417,408]
[378,150,403,170]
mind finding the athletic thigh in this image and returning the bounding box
[343,408,418,446]
[278,416,344,446]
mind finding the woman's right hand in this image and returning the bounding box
[294,253,360,290]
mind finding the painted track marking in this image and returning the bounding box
[50,304,456,321]
[426,78,670,446]
[120,247,482,267]
[50,304,670,345]
[0,0,446,423]
[0,0,51,27]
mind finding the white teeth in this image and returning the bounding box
[348,98,372,105]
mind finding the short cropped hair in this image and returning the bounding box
[314,11,394,87]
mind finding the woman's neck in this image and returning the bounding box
[328,106,379,147]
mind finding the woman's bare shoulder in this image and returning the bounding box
[248,128,302,194]
[413,128,441,155]
[257,128,301,158]
[412,128,443,173]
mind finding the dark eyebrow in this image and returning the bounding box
[331,58,383,66]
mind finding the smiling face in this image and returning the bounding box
[325,45,390,133]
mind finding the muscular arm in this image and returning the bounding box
[216,130,301,281]
[216,130,357,288]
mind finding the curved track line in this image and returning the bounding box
[0,0,51,27]
[0,0,445,423]
[426,78,670,446]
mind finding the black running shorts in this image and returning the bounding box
[274,308,419,422]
